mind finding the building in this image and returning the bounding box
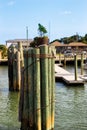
[68,42,87,53]
[49,41,65,53]
[50,41,87,54]
[6,39,33,48]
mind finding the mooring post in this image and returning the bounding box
[33,48,41,130]
[27,48,34,129]
[16,51,21,90]
[81,53,84,75]
[51,46,56,130]
[21,49,29,130]
[64,55,66,65]
[12,47,17,90]
[48,46,52,130]
[59,52,61,64]
[40,45,50,130]
[18,42,24,67]
[8,47,13,90]
[74,54,78,81]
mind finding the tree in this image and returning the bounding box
[0,45,7,58]
[38,23,47,37]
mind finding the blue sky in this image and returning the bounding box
[0,0,87,44]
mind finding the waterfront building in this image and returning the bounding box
[50,41,87,54]
[6,39,33,48]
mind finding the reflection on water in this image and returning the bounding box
[0,66,20,130]
[0,66,87,130]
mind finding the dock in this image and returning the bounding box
[55,64,84,85]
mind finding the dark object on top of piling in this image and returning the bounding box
[30,36,49,47]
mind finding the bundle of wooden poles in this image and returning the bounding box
[8,43,23,91]
[19,44,56,130]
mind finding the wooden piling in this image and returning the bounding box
[48,47,52,130]
[18,42,24,67]
[16,51,21,90]
[81,53,84,75]
[59,52,61,64]
[74,54,78,81]
[27,48,34,129]
[12,47,17,91]
[33,48,41,130]
[8,47,13,91]
[40,45,50,130]
[51,46,56,130]
[64,55,66,65]
[21,49,29,130]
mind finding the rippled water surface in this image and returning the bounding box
[0,66,20,130]
[0,65,87,130]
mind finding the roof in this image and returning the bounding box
[50,41,64,46]
[6,39,33,47]
[68,42,87,46]
[6,39,33,43]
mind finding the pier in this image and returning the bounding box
[55,64,84,85]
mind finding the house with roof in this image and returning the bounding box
[68,42,87,52]
[6,39,33,48]
[49,41,65,53]
[50,41,87,54]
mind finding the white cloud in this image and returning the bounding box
[61,11,72,15]
[7,1,15,6]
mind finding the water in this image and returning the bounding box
[0,65,87,130]
[0,66,20,130]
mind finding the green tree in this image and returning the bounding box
[38,23,47,37]
[0,45,7,58]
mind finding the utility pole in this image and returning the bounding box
[26,26,28,49]
[49,21,51,43]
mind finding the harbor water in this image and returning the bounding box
[0,65,87,130]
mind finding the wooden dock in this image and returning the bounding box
[55,64,84,85]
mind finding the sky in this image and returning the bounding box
[0,0,87,44]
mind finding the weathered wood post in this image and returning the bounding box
[48,47,52,130]
[64,55,66,65]
[8,46,13,91]
[81,53,84,75]
[59,52,61,64]
[74,54,78,80]
[21,49,29,130]
[40,45,50,130]
[51,46,56,130]
[16,51,21,90]
[27,48,34,129]
[33,48,41,130]
[18,42,24,67]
